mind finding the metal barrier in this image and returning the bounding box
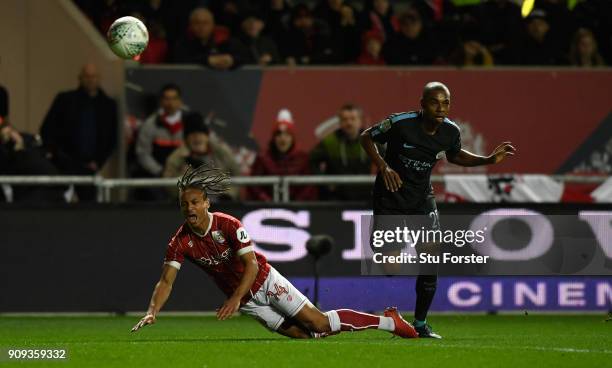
[0,174,607,203]
[100,176,282,202]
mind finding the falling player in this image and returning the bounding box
[131,164,418,339]
[360,81,516,338]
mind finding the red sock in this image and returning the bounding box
[336,309,381,331]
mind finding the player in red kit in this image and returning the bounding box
[131,164,418,339]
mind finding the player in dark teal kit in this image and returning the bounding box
[360,82,516,338]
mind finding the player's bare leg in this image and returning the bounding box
[292,303,417,338]
[275,319,312,339]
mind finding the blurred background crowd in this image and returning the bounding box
[0,70,374,202]
[74,0,611,67]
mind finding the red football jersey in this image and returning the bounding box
[164,212,270,304]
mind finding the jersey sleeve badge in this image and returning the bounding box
[236,227,251,243]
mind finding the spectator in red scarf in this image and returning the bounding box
[135,83,186,179]
[247,109,317,201]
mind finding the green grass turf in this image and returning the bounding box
[0,315,610,368]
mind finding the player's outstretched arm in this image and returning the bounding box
[131,264,178,332]
[360,129,403,192]
[216,252,259,321]
[447,142,516,167]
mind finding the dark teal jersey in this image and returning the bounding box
[369,111,461,210]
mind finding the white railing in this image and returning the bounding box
[0,174,607,203]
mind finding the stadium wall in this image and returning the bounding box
[1,203,610,313]
[0,0,123,175]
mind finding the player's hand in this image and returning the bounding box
[489,142,516,164]
[216,297,241,320]
[131,313,156,332]
[380,165,403,192]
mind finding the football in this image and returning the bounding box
[106,16,149,59]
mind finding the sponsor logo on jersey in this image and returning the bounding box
[379,118,392,132]
[236,227,251,243]
[188,240,194,248]
[195,248,232,266]
[211,230,226,244]
[398,155,434,171]
[403,143,416,149]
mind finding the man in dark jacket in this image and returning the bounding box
[310,104,372,201]
[172,7,240,70]
[383,8,435,65]
[228,13,281,66]
[40,63,117,200]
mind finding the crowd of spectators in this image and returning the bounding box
[131,82,374,202]
[74,0,611,67]
[0,65,376,203]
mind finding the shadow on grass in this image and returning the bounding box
[119,337,397,343]
[129,337,285,343]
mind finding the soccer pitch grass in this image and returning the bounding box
[1,315,610,368]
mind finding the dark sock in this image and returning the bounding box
[414,274,437,322]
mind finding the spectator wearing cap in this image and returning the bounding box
[172,7,240,70]
[163,111,240,199]
[248,109,317,201]
[382,7,435,65]
[310,103,371,201]
[357,31,385,65]
[228,12,281,66]
[511,8,564,65]
[476,0,523,64]
[536,0,574,51]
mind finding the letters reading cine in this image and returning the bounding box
[239,209,612,263]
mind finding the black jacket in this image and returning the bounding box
[383,32,435,65]
[40,87,117,173]
[0,133,64,202]
[172,35,242,68]
[228,33,281,65]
